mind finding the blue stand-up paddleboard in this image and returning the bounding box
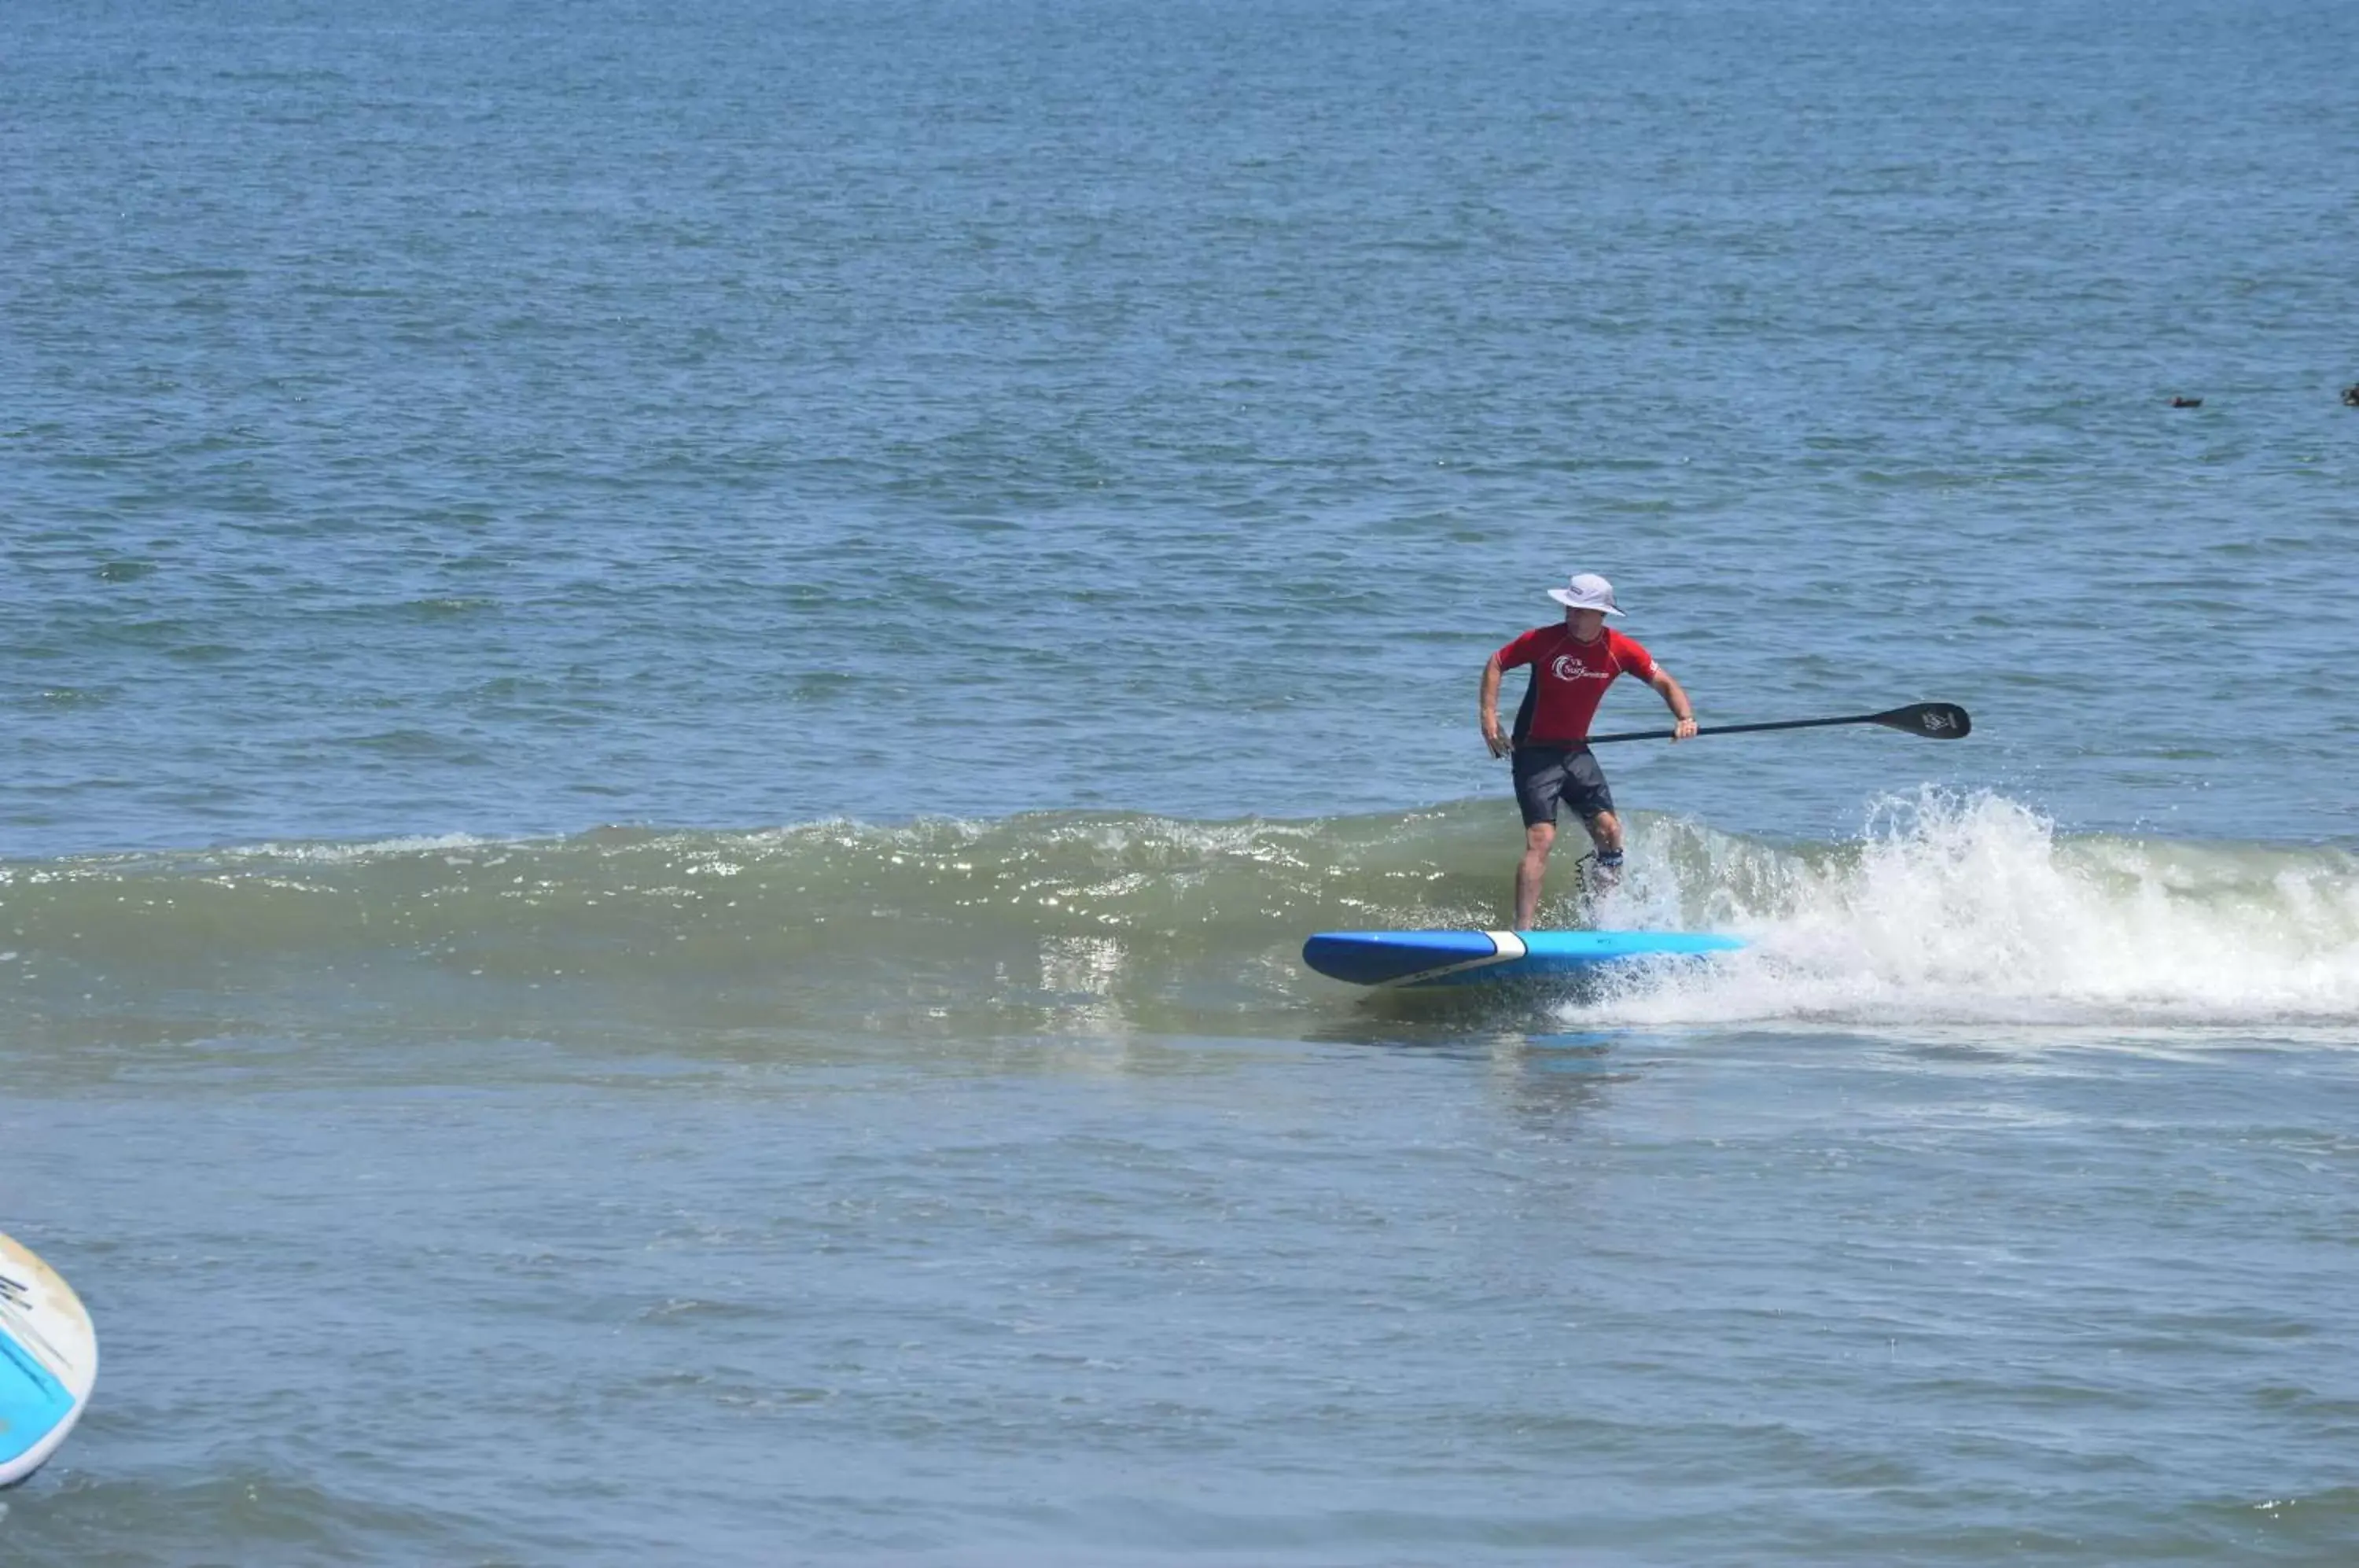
[1302,929,1743,988]
[0,1231,98,1488]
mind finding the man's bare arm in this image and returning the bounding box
[1648,667,1698,740]
[1480,656,1511,756]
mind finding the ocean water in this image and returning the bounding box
[5,0,2358,1562]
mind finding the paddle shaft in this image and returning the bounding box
[1588,713,1887,745]
[1581,703,1971,745]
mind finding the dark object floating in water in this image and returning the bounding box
[2170,396,2203,408]
[2342,385,2359,407]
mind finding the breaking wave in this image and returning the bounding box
[1590,790,2359,1029]
[2,793,2353,1039]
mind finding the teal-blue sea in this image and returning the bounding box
[5,1,2357,1562]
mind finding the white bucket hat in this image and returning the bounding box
[1547,572,1623,616]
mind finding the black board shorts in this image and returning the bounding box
[1511,745,1614,828]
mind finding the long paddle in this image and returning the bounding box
[1583,701,1971,745]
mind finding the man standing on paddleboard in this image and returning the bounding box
[1479,572,1697,927]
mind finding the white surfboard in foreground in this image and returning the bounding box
[0,1230,98,1488]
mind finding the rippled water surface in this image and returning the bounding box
[4,0,2357,1562]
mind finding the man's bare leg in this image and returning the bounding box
[1514,822,1556,929]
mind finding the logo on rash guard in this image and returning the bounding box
[1551,655,1611,681]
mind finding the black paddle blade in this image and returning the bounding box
[1873,702,1971,739]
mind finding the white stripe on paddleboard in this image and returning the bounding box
[1379,930,1529,987]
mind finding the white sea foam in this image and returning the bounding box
[1588,791,2359,1029]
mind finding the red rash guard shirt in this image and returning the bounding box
[1497,626,1658,745]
